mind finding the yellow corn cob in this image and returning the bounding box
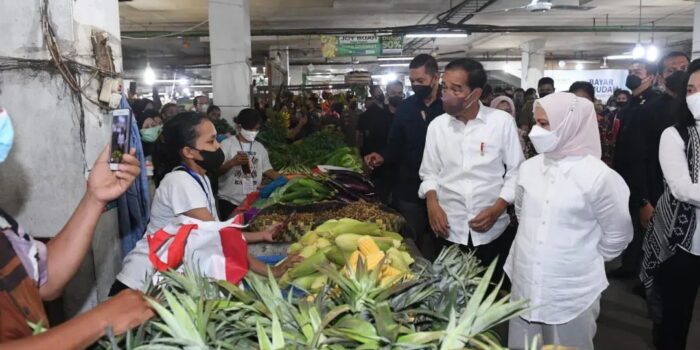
[381,265,402,278]
[357,236,381,256]
[364,251,385,271]
[347,251,361,270]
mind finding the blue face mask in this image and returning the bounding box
[0,109,14,163]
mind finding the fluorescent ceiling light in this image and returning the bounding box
[380,63,409,67]
[646,44,659,62]
[575,63,584,70]
[143,62,155,85]
[606,54,634,60]
[405,33,468,38]
[632,44,646,60]
[377,57,413,61]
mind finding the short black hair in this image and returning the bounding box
[515,88,525,93]
[538,77,554,88]
[193,95,208,106]
[658,51,691,73]
[387,80,404,89]
[207,104,221,114]
[234,108,262,130]
[614,89,631,99]
[160,103,177,114]
[444,58,488,90]
[409,54,439,76]
[630,60,657,75]
[569,81,596,102]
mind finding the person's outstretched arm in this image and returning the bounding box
[40,146,141,301]
[2,289,153,350]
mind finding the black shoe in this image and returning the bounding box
[607,268,635,279]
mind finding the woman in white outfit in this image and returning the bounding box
[505,92,633,349]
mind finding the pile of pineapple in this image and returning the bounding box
[279,218,415,293]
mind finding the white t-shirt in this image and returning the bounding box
[117,169,219,290]
[218,137,273,205]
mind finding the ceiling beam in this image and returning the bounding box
[121,23,692,40]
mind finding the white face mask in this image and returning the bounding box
[239,129,259,142]
[198,104,209,113]
[529,125,559,154]
[687,93,700,120]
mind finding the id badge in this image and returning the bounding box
[242,177,256,194]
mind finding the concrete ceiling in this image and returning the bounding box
[118,0,695,77]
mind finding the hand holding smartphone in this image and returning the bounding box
[109,109,132,171]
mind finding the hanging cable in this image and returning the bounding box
[121,20,209,40]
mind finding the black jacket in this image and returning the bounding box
[380,94,443,202]
[613,88,665,207]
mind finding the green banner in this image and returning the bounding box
[380,36,404,55]
[322,35,404,58]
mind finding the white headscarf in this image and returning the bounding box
[534,92,601,159]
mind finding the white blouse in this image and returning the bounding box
[658,124,700,256]
[505,155,633,324]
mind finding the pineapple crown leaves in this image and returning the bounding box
[145,289,207,348]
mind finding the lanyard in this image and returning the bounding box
[237,139,254,154]
[175,165,214,216]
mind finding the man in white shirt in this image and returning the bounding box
[419,58,524,278]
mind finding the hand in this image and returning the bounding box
[633,76,654,96]
[87,146,141,205]
[231,153,250,166]
[427,198,450,238]
[272,254,304,277]
[640,203,655,229]
[469,200,507,233]
[261,223,284,242]
[364,152,384,169]
[96,289,154,336]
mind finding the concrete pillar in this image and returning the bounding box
[209,0,252,122]
[269,46,291,87]
[693,1,700,60]
[289,66,304,86]
[520,39,546,89]
[0,0,123,316]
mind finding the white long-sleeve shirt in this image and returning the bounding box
[505,155,633,324]
[418,104,524,246]
[658,124,700,255]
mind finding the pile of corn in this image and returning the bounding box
[279,218,414,293]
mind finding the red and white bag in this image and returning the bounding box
[142,215,249,286]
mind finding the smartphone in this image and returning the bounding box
[238,151,252,175]
[109,109,131,171]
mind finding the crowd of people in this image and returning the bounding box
[360,52,698,350]
[2,46,700,349]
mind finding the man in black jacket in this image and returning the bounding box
[612,54,689,280]
[364,54,443,260]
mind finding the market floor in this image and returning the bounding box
[593,277,700,349]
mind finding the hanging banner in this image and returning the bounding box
[380,36,404,55]
[545,69,628,102]
[322,35,403,58]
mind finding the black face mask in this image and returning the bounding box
[665,70,688,96]
[195,148,225,173]
[626,75,643,91]
[616,100,628,108]
[412,84,433,101]
[538,90,552,98]
[388,96,403,108]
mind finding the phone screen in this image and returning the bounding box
[109,109,131,170]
